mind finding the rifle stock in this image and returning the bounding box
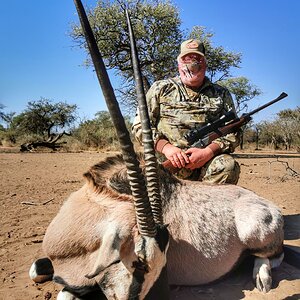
[162,160,181,174]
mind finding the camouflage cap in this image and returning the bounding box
[178,39,205,59]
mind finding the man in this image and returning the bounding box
[132,39,240,184]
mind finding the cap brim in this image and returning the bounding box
[178,50,205,60]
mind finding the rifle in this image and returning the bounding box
[162,92,288,173]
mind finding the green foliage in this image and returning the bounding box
[0,103,17,145]
[70,1,261,115]
[218,77,261,114]
[73,110,132,149]
[255,107,300,150]
[11,98,78,138]
[0,103,5,123]
[0,104,16,128]
[0,98,78,147]
[1,100,134,151]
[188,26,242,82]
[71,0,182,111]
[276,107,300,149]
[0,128,16,145]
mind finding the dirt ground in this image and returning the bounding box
[0,149,299,300]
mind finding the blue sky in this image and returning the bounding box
[0,0,299,123]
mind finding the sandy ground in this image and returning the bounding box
[0,150,299,300]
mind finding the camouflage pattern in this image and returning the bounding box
[132,76,240,184]
[201,154,240,184]
[171,154,240,184]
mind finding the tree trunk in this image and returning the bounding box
[255,128,259,150]
[20,131,70,152]
[20,141,66,152]
[239,130,244,150]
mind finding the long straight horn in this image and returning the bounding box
[73,0,156,237]
[125,10,163,225]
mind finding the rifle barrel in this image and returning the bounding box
[246,92,288,117]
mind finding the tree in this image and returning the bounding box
[254,125,260,150]
[0,103,5,123]
[0,104,15,129]
[11,98,78,151]
[12,98,77,138]
[71,1,261,115]
[256,121,281,150]
[276,107,300,150]
[0,104,17,144]
[71,0,182,112]
[254,107,300,151]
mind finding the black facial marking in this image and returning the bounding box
[155,225,170,252]
[128,267,145,300]
[33,257,54,276]
[111,230,121,250]
[53,276,104,298]
[98,271,109,291]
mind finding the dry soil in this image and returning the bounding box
[0,150,299,300]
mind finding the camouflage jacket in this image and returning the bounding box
[132,76,240,152]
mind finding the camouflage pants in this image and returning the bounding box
[176,154,240,184]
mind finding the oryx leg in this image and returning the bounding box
[253,252,284,293]
[253,257,271,293]
[234,197,284,292]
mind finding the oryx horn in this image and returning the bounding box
[73,0,156,237]
[125,9,163,226]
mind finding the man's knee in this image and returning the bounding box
[219,154,238,172]
[202,154,240,184]
[207,154,238,173]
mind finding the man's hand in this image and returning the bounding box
[162,143,190,168]
[184,147,214,170]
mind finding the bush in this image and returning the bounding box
[0,129,17,145]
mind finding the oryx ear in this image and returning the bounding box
[85,229,121,279]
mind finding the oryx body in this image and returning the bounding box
[30,155,284,299]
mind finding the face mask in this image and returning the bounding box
[178,57,206,87]
[179,61,202,78]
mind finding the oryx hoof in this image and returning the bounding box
[253,257,272,293]
[57,289,78,300]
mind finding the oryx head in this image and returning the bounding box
[72,1,170,298]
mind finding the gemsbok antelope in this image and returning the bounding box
[29,1,285,299]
